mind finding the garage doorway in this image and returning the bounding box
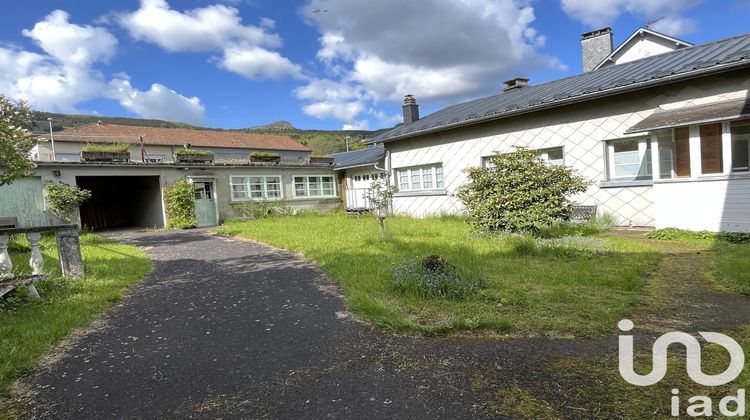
[76,176,164,230]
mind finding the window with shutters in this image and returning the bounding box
[731,119,750,172]
[699,123,723,174]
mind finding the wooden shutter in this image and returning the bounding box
[700,123,723,174]
[674,127,691,178]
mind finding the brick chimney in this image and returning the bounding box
[503,77,529,92]
[402,94,419,124]
[581,27,613,72]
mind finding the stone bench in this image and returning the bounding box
[0,224,84,299]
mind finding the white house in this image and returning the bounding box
[368,28,750,232]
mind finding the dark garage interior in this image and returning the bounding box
[77,176,164,230]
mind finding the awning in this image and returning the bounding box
[626,98,750,133]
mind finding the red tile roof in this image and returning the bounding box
[41,123,311,152]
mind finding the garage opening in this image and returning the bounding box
[76,176,164,230]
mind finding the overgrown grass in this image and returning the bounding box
[710,243,750,295]
[81,143,130,153]
[217,213,660,336]
[174,148,212,156]
[0,233,150,395]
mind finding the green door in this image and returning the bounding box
[0,177,46,227]
[193,181,217,227]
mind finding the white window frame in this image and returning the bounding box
[535,147,565,166]
[229,175,284,202]
[144,154,164,163]
[293,174,337,199]
[731,121,750,172]
[395,163,444,192]
[606,137,652,181]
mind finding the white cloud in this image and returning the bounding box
[649,16,698,37]
[342,120,370,130]
[302,100,365,122]
[220,46,302,80]
[560,0,703,36]
[297,0,563,128]
[119,0,278,52]
[109,78,206,125]
[0,9,206,124]
[119,0,301,81]
[22,10,117,67]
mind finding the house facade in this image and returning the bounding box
[3,124,341,230]
[369,29,750,232]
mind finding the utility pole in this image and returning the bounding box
[345,136,351,152]
[47,118,56,161]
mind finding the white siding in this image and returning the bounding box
[386,71,750,227]
[655,177,750,232]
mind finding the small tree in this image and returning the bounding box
[366,176,398,237]
[44,182,92,224]
[457,148,590,233]
[0,96,36,186]
[163,180,197,229]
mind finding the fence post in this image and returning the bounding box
[0,234,11,278]
[55,228,84,279]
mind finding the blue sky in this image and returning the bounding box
[0,1,747,130]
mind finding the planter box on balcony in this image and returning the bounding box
[309,156,334,165]
[249,155,281,164]
[175,153,214,163]
[81,151,130,162]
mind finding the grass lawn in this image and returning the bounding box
[0,233,150,395]
[217,213,660,336]
[710,242,750,295]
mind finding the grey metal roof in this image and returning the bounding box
[627,98,750,133]
[333,147,386,170]
[371,32,750,144]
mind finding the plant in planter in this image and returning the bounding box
[309,155,335,165]
[249,151,281,164]
[174,148,213,163]
[81,143,131,162]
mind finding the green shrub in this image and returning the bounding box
[231,200,291,219]
[249,151,281,160]
[163,180,196,229]
[646,228,750,244]
[174,148,212,156]
[44,181,91,223]
[457,148,590,234]
[535,215,615,239]
[391,256,486,300]
[81,143,130,153]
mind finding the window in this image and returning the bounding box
[230,176,282,201]
[674,127,691,178]
[294,175,336,198]
[699,123,723,174]
[395,164,444,192]
[536,147,565,166]
[731,119,750,172]
[607,139,651,180]
[194,182,213,200]
[145,155,164,163]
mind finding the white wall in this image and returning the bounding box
[385,70,750,227]
[655,177,750,232]
[612,34,683,65]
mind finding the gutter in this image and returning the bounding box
[368,60,750,144]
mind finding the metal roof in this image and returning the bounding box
[370,32,750,144]
[332,147,386,170]
[627,98,750,133]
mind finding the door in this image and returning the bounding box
[193,181,218,227]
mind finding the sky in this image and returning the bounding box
[0,1,748,131]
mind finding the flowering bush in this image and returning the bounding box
[0,95,36,186]
[392,255,486,300]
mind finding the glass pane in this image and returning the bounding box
[733,138,749,171]
[546,147,563,160]
[614,140,638,153]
